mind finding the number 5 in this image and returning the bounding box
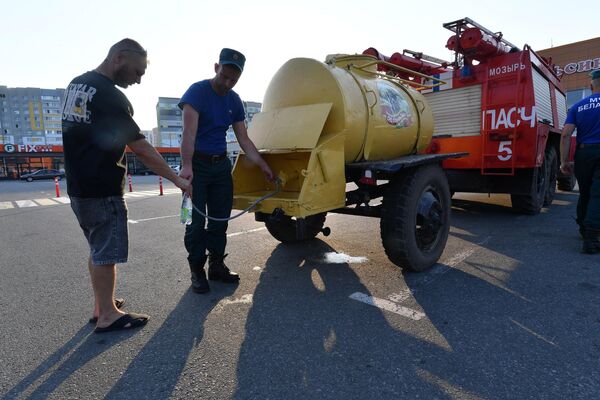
[498,141,512,161]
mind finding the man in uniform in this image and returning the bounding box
[560,69,600,253]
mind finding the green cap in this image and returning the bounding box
[591,69,600,80]
[219,48,245,72]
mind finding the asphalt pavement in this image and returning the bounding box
[0,178,599,399]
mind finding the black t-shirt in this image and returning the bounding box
[62,71,144,197]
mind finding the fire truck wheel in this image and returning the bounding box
[381,164,451,272]
[543,146,558,207]
[510,148,551,215]
[265,213,327,243]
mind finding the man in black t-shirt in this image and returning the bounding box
[62,39,191,333]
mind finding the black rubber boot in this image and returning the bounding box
[582,228,600,254]
[576,218,586,239]
[208,254,240,283]
[189,257,209,293]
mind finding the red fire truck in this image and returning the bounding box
[364,17,576,214]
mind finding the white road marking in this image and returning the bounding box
[349,292,425,320]
[407,236,492,288]
[388,237,492,305]
[128,214,179,224]
[227,227,267,237]
[132,190,161,195]
[15,200,37,208]
[509,318,558,346]
[34,198,58,206]
[0,202,14,209]
[124,192,148,198]
[388,290,413,303]
[220,294,253,306]
[0,188,179,212]
[323,252,368,264]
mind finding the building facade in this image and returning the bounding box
[538,37,600,108]
[0,86,64,146]
[156,97,183,148]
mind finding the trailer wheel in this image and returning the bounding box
[543,146,557,207]
[511,149,551,215]
[557,173,576,191]
[381,164,451,272]
[265,213,327,243]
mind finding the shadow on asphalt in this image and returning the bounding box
[2,325,135,399]
[104,286,237,398]
[233,240,450,399]
[232,191,599,398]
[406,190,600,397]
[3,286,236,400]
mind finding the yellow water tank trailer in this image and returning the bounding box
[234,55,434,216]
[233,54,464,271]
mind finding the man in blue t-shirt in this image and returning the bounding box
[179,48,274,293]
[560,69,600,253]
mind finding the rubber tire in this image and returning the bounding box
[557,173,576,191]
[511,148,551,215]
[26,177,33,182]
[265,213,327,243]
[380,165,451,272]
[543,146,557,207]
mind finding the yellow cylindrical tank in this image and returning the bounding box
[233,54,435,217]
[261,55,434,162]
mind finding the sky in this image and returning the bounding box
[1,0,598,131]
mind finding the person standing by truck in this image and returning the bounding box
[178,48,274,293]
[63,39,192,332]
[560,69,600,254]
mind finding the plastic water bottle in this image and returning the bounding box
[180,193,193,225]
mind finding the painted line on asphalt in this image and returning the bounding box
[227,227,267,237]
[509,318,558,346]
[221,294,253,306]
[125,217,265,238]
[128,214,179,224]
[124,192,149,198]
[349,292,425,320]
[34,198,59,206]
[387,236,492,304]
[0,190,180,211]
[15,200,37,208]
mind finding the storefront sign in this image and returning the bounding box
[0,144,61,153]
[554,57,600,77]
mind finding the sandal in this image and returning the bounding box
[88,298,125,324]
[94,312,149,333]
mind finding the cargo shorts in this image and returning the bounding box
[70,196,129,265]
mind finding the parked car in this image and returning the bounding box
[20,169,65,182]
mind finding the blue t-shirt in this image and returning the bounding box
[565,93,600,144]
[178,79,245,154]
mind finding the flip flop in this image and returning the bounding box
[88,298,126,324]
[94,312,149,333]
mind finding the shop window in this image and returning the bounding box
[566,88,593,108]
